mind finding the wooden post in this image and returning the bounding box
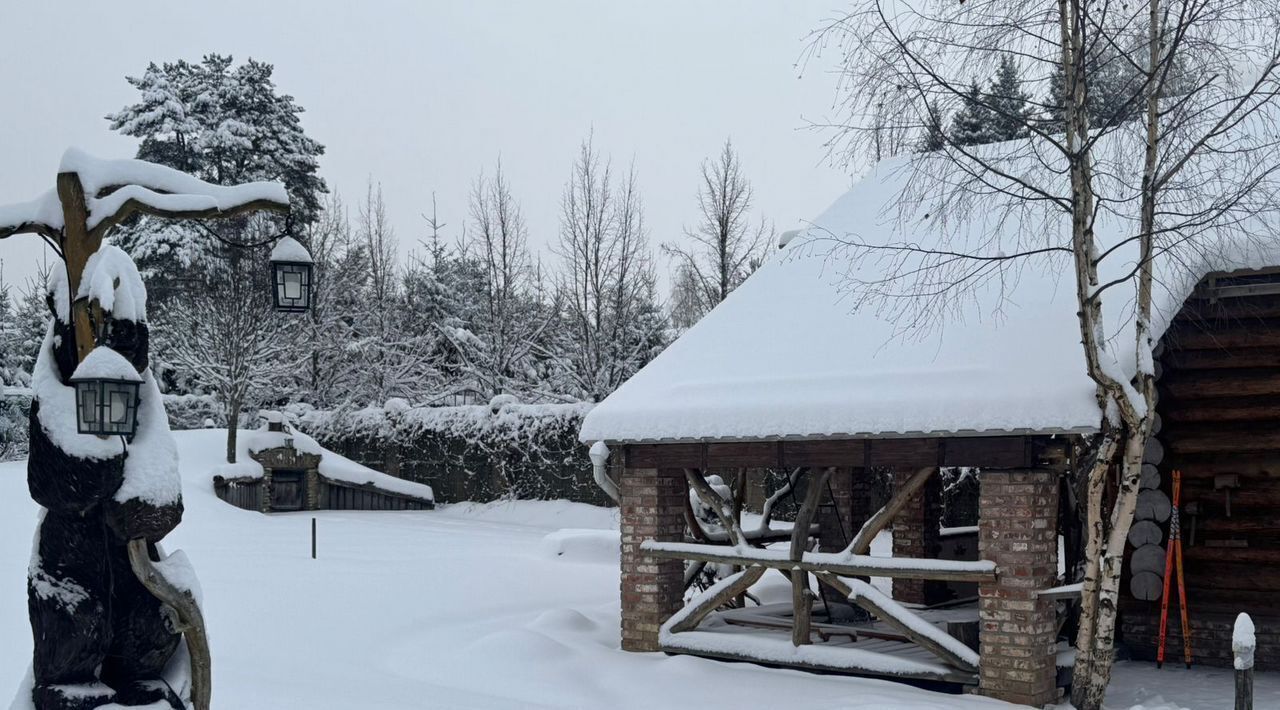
[790,467,828,646]
[1234,612,1255,710]
[311,517,317,560]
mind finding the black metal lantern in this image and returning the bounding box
[70,346,143,437]
[270,235,313,313]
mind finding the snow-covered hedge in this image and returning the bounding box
[293,399,607,505]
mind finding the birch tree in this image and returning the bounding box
[812,2,1280,706]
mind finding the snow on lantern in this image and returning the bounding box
[70,346,143,437]
[270,235,314,313]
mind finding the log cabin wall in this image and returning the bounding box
[1121,275,1280,669]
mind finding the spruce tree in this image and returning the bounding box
[917,103,948,152]
[986,55,1031,141]
[949,82,996,146]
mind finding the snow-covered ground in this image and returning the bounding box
[1,429,1275,709]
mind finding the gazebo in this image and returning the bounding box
[580,154,1280,706]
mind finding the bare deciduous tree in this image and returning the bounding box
[162,262,298,463]
[553,136,665,401]
[663,140,772,324]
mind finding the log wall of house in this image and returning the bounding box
[1121,281,1280,669]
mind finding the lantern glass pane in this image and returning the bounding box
[109,390,130,424]
[283,271,303,300]
[78,384,98,431]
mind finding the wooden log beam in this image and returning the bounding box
[624,437,1032,470]
[1164,320,1280,350]
[668,566,767,634]
[844,466,936,556]
[1162,370,1280,400]
[1162,395,1280,423]
[1163,347,1280,371]
[642,542,997,582]
[789,467,829,646]
[684,468,746,547]
[816,572,979,672]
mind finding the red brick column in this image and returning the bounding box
[619,467,686,651]
[978,469,1060,706]
[893,468,945,604]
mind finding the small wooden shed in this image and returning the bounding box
[214,413,434,513]
[579,158,1280,706]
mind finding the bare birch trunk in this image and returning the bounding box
[1079,435,1147,707]
[1071,434,1118,706]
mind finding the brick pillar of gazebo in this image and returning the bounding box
[893,468,946,604]
[619,467,685,651]
[977,469,1060,706]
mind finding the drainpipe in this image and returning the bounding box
[589,441,619,504]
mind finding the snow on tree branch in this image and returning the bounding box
[0,189,63,242]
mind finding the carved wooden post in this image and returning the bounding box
[1234,613,1255,710]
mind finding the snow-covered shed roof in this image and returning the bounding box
[580,141,1280,444]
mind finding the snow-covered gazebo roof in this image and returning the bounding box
[580,145,1280,445]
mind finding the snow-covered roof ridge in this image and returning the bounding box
[70,346,142,383]
[580,118,1280,444]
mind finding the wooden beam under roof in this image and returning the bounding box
[621,434,1060,470]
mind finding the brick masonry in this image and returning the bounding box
[818,468,874,622]
[619,467,686,652]
[893,468,947,605]
[977,469,1060,707]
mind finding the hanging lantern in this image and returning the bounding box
[70,346,143,437]
[270,235,313,313]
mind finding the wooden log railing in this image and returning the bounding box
[662,466,995,675]
[643,542,998,583]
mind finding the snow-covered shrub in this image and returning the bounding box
[298,400,606,505]
[161,393,254,431]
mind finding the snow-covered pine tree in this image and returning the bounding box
[948,82,998,147]
[11,265,53,383]
[917,103,948,152]
[986,56,1031,142]
[0,271,22,388]
[107,54,326,302]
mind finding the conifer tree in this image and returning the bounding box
[948,82,997,146]
[917,103,948,152]
[986,55,1031,141]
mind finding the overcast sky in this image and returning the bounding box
[0,1,855,295]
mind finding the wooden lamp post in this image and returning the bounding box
[1,148,300,710]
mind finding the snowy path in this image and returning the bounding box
[1,429,1276,709]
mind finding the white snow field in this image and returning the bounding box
[1,430,1276,709]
